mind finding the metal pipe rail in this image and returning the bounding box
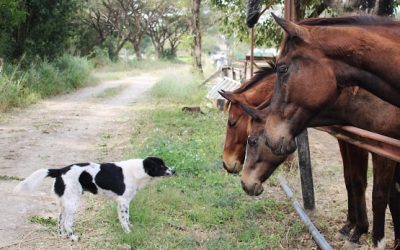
[278,175,333,250]
[317,126,400,162]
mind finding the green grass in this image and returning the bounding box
[0,175,23,181]
[30,215,57,228]
[149,73,205,104]
[95,71,306,249]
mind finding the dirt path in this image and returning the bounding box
[0,70,168,249]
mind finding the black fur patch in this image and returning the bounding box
[79,171,98,194]
[48,163,90,178]
[54,177,65,197]
[94,163,125,195]
[143,157,167,177]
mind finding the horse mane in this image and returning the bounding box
[232,61,276,94]
[299,15,397,27]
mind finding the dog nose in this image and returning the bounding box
[171,169,176,174]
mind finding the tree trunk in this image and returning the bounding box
[192,0,203,74]
[133,41,142,61]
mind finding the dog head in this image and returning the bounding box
[143,157,175,177]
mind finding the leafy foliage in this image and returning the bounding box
[210,0,284,48]
[0,0,82,62]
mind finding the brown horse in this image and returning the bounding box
[237,86,400,248]
[221,67,276,173]
[264,15,400,155]
[219,67,400,248]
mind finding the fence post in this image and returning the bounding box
[296,129,315,210]
[221,66,229,77]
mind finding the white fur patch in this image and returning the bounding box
[343,240,359,250]
[374,238,386,250]
[396,182,400,193]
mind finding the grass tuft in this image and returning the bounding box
[30,215,57,228]
[0,175,23,181]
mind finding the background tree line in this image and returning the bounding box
[0,0,193,64]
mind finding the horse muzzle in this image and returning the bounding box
[222,161,243,174]
[240,180,264,196]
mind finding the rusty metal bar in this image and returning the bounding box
[317,126,400,162]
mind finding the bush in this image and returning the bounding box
[56,54,92,89]
[0,55,92,112]
[25,61,62,97]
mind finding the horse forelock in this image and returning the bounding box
[233,63,276,94]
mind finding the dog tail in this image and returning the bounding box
[14,168,59,193]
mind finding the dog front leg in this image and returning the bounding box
[117,199,131,233]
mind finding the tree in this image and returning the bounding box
[0,0,82,62]
[211,0,284,48]
[85,0,143,61]
[0,0,26,60]
[145,0,190,59]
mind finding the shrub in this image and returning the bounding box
[56,54,92,89]
[0,55,92,112]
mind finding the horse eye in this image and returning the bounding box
[278,65,288,74]
[247,137,257,146]
[228,120,237,128]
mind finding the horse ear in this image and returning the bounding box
[271,13,309,41]
[218,91,237,103]
[239,103,263,122]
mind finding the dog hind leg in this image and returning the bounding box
[58,203,66,236]
[62,195,81,241]
[117,198,131,233]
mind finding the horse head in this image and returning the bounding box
[238,101,287,196]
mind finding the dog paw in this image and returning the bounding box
[70,235,80,242]
[343,240,360,249]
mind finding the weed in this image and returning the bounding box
[30,215,57,228]
[0,175,23,181]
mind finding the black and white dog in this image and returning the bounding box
[14,157,175,241]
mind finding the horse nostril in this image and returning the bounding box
[222,162,228,170]
[240,180,248,192]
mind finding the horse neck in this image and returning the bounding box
[313,88,400,138]
[311,25,400,93]
[242,75,275,106]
